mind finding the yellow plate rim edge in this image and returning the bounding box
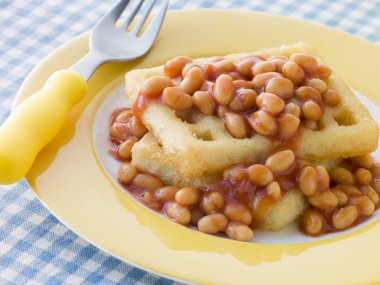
[25,185,195,284]
[13,9,380,285]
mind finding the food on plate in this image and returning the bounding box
[107,42,380,241]
[126,42,377,180]
[131,133,219,187]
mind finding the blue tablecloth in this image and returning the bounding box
[1,0,379,284]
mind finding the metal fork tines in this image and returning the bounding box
[71,0,169,80]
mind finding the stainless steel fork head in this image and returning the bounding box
[71,0,169,80]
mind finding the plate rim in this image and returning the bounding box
[14,9,380,285]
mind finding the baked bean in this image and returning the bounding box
[110,122,130,141]
[306,79,328,94]
[229,88,257,111]
[226,222,254,241]
[317,64,332,80]
[224,112,247,139]
[201,191,225,214]
[304,119,321,133]
[350,154,373,169]
[217,105,228,118]
[223,164,248,181]
[233,80,254,90]
[181,63,201,77]
[198,213,228,233]
[277,113,300,139]
[141,76,171,98]
[371,162,380,177]
[248,110,277,136]
[350,195,375,216]
[117,137,138,159]
[128,116,148,138]
[332,189,349,206]
[210,56,225,63]
[227,72,243,80]
[290,53,318,74]
[214,74,234,105]
[115,109,134,123]
[142,191,156,203]
[252,61,276,76]
[341,161,360,172]
[295,86,321,101]
[193,91,216,115]
[237,57,262,77]
[175,187,200,206]
[198,82,210,92]
[265,77,294,100]
[284,102,301,118]
[224,202,252,225]
[203,63,217,79]
[332,205,358,230]
[316,165,330,191]
[272,59,287,73]
[374,178,380,193]
[118,163,137,184]
[362,186,379,204]
[155,186,179,202]
[180,67,205,94]
[190,207,205,225]
[308,190,338,209]
[256,92,285,114]
[251,72,282,88]
[301,209,323,235]
[164,202,191,225]
[132,173,163,191]
[142,193,161,210]
[214,60,236,73]
[322,89,341,106]
[242,52,267,60]
[304,120,318,131]
[335,184,361,196]
[269,55,288,60]
[298,166,318,196]
[302,100,322,121]
[340,162,357,173]
[247,164,274,186]
[164,56,192,78]
[331,167,355,184]
[340,161,358,173]
[281,61,305,84]
[354,168,372,185]
[266,181,282,199]
[162,87,193,110]
[265,150,295,173]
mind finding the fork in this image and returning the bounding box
[0,0,168,184]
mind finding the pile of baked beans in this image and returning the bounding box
[109,107,380,241]
[135,52,341,139]
[301,154,380,235]
[109,108,147,160]
[107,52,380,241]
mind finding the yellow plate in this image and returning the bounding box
[15,10,380,285]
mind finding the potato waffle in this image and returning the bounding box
[126,42,378,185]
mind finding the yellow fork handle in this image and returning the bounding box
[0,70,87,184]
